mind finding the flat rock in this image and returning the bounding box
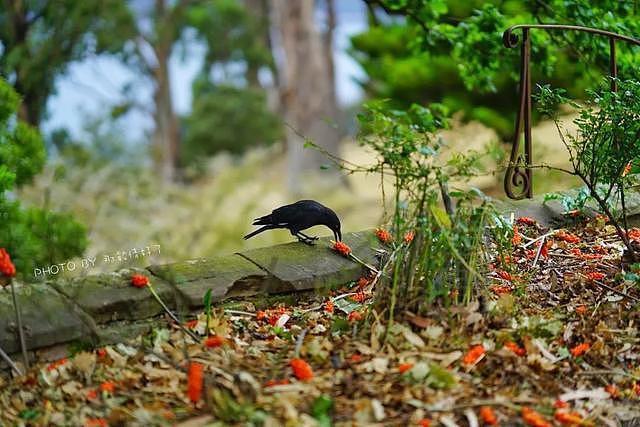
[147,255,272,308]
[50,269,178,323]
[0,283,93,354]
[147,231,381,309]
[240,230,380,292]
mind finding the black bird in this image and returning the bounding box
[244,200,342,244]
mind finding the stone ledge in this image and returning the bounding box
[1,231,382,358]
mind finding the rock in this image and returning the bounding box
[240,230,379,291]
[0,283,93,354]
[148,231,381,309]
[50,269,177,323]
[147,255,272,309]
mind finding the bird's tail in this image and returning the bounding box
[243,225,276,240]
[252,214,273,226]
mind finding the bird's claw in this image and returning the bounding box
[297,236,317,245]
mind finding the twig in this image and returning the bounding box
[532,236,546,268]
[0,344,22,376]
[224,310,256,317]
[9,280,29,371]
[580,274,640,302]
[293,328,308,358]
[146,284,201,342]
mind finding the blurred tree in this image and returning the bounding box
[181,0,282,173]
[353,0,640,138]
[0,78,87,280]
[108,0,198,183]
[272,0,343,192]
[0,0,132,126]
[183,83,281,174]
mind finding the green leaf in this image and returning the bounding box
[204,288,212,311]
[311,395,333,427]
[333,298,362,314]
[430,205,451,229]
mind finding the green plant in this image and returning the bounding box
[536,79,640,258]
[0,78,87,280]
[315,100,491,326]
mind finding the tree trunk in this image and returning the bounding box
[272,0,342,193]
[151,0,181,182]
[152,44,180,182]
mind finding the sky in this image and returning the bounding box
[42,1,369,141]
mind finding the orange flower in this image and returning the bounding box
[555,230,580,244]
[398,363,414,373]
[351,292,367,303]
[96,348,107,358]
[540,240,551,258]
[356,276,370,289]
[0,248,16,278]
[100,381,115,393]
[332,240,352,256]
[462,344,485,366]
[85,419,108,427]
[404,231,415,243]
[496,270,513,281]
[570,342,590,357]
[418,419,432,427]
[490,284,513,295]
[204,335,225,348]
[569,248,582,256]
[324,300,334,314]
[375,228,393,244]
[525,249,536,259]
[553,399,569,409]
[522,407,552,427]
[554,410,585,426]
[347,311,363,322]
[628,228,640,243]
[86,389,98,401]
[584,271,605,281]
[479,406,498,425]
[184,319,198,329]
[517,217,537,226]
[575,305,587,315]
[623,161,632,177]
[605,384,619,398]
[187,362,204,404]
[512,225,522,245]
[256,310,267,321]
[349,354,363,363]
[130,274,149,288]
[290,358,313,381]
[504,341,526,357]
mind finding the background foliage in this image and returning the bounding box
[0,79,86,278]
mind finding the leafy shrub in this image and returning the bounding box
[536,78,640,256]
[326,100,491,322]
[0,78,87,279]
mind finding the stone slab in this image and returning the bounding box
[147,255,273,308]
[50,269,178,324]
[0,283,93,354]
[239,230,380,292]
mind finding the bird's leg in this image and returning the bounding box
[295,232,316,245]
[297,231,319,241]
